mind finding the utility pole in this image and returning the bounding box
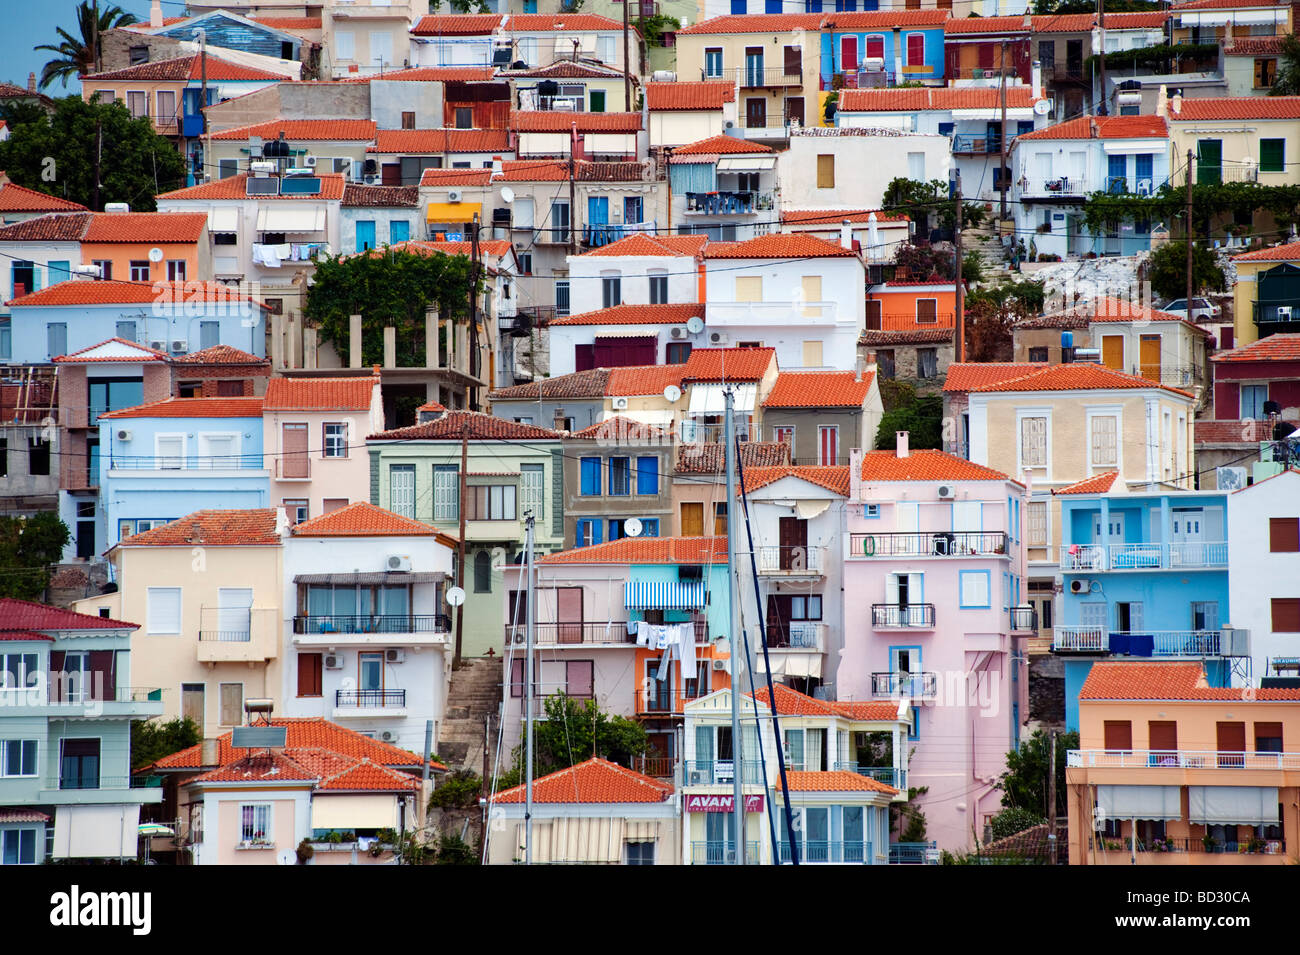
[1047,729,1058,866]
[523,515,536,865]
[92,120,102,212]
[469,212,481,407]
[1097,0,1108,116]
[568,123,577,257]
[955,170,965,363]
[622,0,632,112]
[453,424,469,669]
[724,387,746,865]
[999,40,1009,222]
[93,0,100,74]
[1186,148,1195,312]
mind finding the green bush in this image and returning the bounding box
[435,834,478,865]
[430,769,483,810]
[989,807,1045,842]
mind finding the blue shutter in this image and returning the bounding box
[48,260,71,285]
[355,220,376,251]
[730,0,746,13]
[636,456,658,495]
[1135,153,1153,183]
[580,457,601,495]
[1107,154,1127,193]
[389,220,410,244]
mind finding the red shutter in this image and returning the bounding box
[48,650,66,702]
[842,36,859,71]
[281,423,309,479]
[907,33,925,66]
[1103,720,1132,751]
[1269,518,1299,552]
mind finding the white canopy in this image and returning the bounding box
[256,204,326,232]
[52,804,140,859]
[1096,785,1182,821]
[311,794,400,830]
[688,382,757,414]
[208,206,240,233]
[1188,786,1279,826]
[717,156,777,172]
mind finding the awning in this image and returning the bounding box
[624,820,660,841]
[208,206,239,233]
[604,408,676,427]
[427,202,483,224]
[256,205,326,232]
[294,572,445,585]
[1095,785,1182,822]
[688,383,757,415]
[1188,786,1279,826]
[624,580,705,610]
[52,804,140,859]
[515,818,626,864]
[311,794,400,830]
[796,500,831,520]
[1102,139,1171,155]
[717,156,777,172]
[950,108,1034,121]
[755,652,823,679]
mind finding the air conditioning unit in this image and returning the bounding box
[611,396,628,410]
[937,484,954,499]
[387,555,412,572]
[170,340,187,353]
[1069,579,1093,594]
[708,331,727,345]
[380,730,396,742]
[1216,466,1247,491]
[385,649,405,664]
[324,654,344,669]
[712,659,726,671]
[1277,306,1293,320]
[670,326,687,339]
[149,340,167,352]
[305,155,317,167]
[364,174,379,185]
[447,188,463,203]
[116,429,133,442]
[687,769,705,785]
[513,631,526,645]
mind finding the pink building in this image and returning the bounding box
[839,435,1033,852]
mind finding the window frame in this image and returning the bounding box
[323,422,348,459]
[1016,410,1050,472]
[1,739,37,777]
[239,803,272,844]
[959,570,991,609]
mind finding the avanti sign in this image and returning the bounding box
[684,794,764,813]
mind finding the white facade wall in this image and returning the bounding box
[777,131,951,210]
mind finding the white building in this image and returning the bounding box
[776,127,952,213]
[668,135,778,242]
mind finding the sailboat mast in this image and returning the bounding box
[524,514,536,865]
[724,387,747,864]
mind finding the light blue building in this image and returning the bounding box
[341,185,419,253]
[0,598,163,865]
[96,396,269,555]
[1052,487,1246,730]
[819,14,946,89]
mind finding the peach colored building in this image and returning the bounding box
[1067,661,1300,865]
[78,211,212,285]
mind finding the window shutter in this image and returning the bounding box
[1091,416,1117,466]
[1271,598,1300,632]
[390,465,416,519]
[434,467,459,521]
[1269,518,1299,552]
[147,587,182,633]
[566,660,594,697]
[1021,417,1046,466]
[1027,501,1047,546]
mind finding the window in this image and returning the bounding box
[1260,138,1285,173]
[147,587,182,634]
[474,550,492,593]
[1272,598,1300,632]
[1255,722,1283,753]
[550,202,570,244]
[219,683,243,726]
[626,841,655,865]
[433,465,458,521]
[1020,416,1047,467]
[126,90,147,119]
[648,271,668,304]
[1,828,37,865]
[566,660,594,698]
[1,739,36,777]
[1028,346,1049,363]
[666,342,691,364]
[575,518,603,547]
[959,571,990,608]
[1256,57,1277,89]
[876,350,895,380]
[608,457,631,496]
[323,422,348,458]
[555,279,570,316]
[816,154,835,188]
[1241,384,1268,419]
[297,653,323,697]
[916,299,937,324]
[240,804,271,844]
[635,456,659,495]
[518,252,532,275]
[27,436,50,475]
[390,465,415,519]
[714,502,728,535]
[602,275,622,308]
[1090,415,1117,467]
[129,260,150,282]
[735,275,763,301]
[336,30,355,61]
[917,348,937,380]
[580,457,602,496]
[705,48,723,77]
[46,323,67,360]
[59,738,99,790]
[1270,518,1300,552]
[520,464,544,520]
[281,499,307,525]
[467,485,517,520]
[1027,501,1047,547]
[0,653,37,694]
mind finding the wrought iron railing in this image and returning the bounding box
[889,841,938,864]
[690,840,762,864]
[871,604,936,628]
[684,191,775,215]
[335,688,406,708]
[296,614,450,635]
[1060,541,1228,571]
[762,622,824,650]
[756,545,827,575]
[683,759,765,785]
[1068,749,1300,770]
[1052,627,1222,656]
[850,531,1008,558]
[831,763,906,790]
[1010,606,1038,631]
[777,840,874,863]
[504,621,637,646]
[871,671,938,699]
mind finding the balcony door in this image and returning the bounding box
[281,423,309,478]
[216,588,253,640]
[745,47,764,87]
[359,652,384,694]
[59,738,100,790]
[681,502,704,536]
[1216,721,1245,767]
[778,516,807,570]
[745,97,766,130]
[1139,334,1161,381]
[841,36,858,72]
[1172,508,1204,566]
[887,572,923,625]
[557,587,584,644]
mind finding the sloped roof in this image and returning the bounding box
[172,344,268,365]
[82,54,284,83]
[675,441,791,474]
[411,14,504,36]
[369,410,563,441]
[1080,661,1300,701]
[263,376,377,411]
[678,14,824,34]
[838,86,1043,112]
[567,416,669,441]
[762,370,873,408]
[369,128,509,154]
[116,509,279,548]
[1014,115,1167,141]
[82,211,208,243]
[491,757,673,804]
[1232,240,1300,262]
[1052,471,1120,495]
[860,328,955,346]
[741,465,851,496]
[1171,97,1300,121]
[944,15,1031,35]
[9,279,269,310]
[99,396,264,419]
[781,209,909,225]
[779,771,898,794]
[503,13,627,31]
[645,82,736,111]
[420,168,494,187]
[0,211,92,240]
[292,502,438,538]
[0,598,135,632]
[550,303,703,326]
[341,184,419,207]
[1195,419,1276,444]
[682,346,776,382]
[539,536,729,565]
[606,364,688,396]
[965,363,1194,398]
[152,718,433,771]
[208,119,377,141]
[509,110,641,132]
[748,684,902,722]
[0,182,88,214]
[489,367,610,400]
[157,173,346,201]
[576,233,708,258]
[1211,333,1300,362]
[860,449,1013,483]
[52,338,168,364]
[704,233,857,259]
[821,10,949,27]
[671,134,772,156]
[942,362,1049,392]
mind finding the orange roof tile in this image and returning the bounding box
[606,363,687,396]
[1052,471,1119,495]
[1015,115,1167,141]
[551,303,703,327]
[157,173,346,201]
[492,757,672,804]
[0,181,88,213]
[945,15,1031,34]
[0,210,92,240]
[577,233,708,258]
[763,370,874,408]
[411,14,504,35]
[839,86,1043,112]
[52,338,169,363]
[370,128,509,153]
[189,752,319,785]
[341,184,419,208]
[249,16,323,30]
[500,61,624,79]
[1195,419,1275,444]
[1232,239,1300,261]
[0,597,135,632]
[942,362,1049,392]
[1212,333,1300,362]
[315,755,422,792]
[83,54,285,82]
[509,111,641,132]
[671,134,772,156]
[99,396,264,419]
[419,167,494,187]
[81,211,208,243]
[1080,661,1300,701]
[539,536,729,565]
[116,509,279,548]
[779,770,898,795]
[263,376,377,411]
[172,344,268,365]
[682,346,776,382]
[645,82,736,111]
[489,368,610,401]
[860,449,1013,483]
[967,363,1194,398]
[1029,13,1099,31]
[1224,36,1286,55]
[822,10,949,27]
[208,119,377,141]
[343,66,495,82]
[1171,97,1300,121]
[153,718,435,771]
[781,209,909,225]
[568,416,669,441]
[676,441,792,474]
[741,465,851,496]
[1174,0,1287,9]
[834,700,908,721]
[1103,11,1169,27]
[370,410,563,441]
[703,233,857,259]
[291,502,438,538]
[678,14,825,34]
[8,279,268,310]
[498,159,647,182]
[747,684,902,722]
[506,13,629,31]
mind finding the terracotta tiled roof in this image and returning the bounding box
[1080,661,1300,701]
[1018,297,1203,334]
[292,502,436,538]
[944,15,1031,34]
[370,128,509,154]
[509,110,641,132]
[781,208,909,225]
[943,362,1049,392]
[419,167,494,187]
[0,211,92,240]
[99,396,264,419]
[682,346,776,382]
[606,363,687,396]
[1014,115,1167,141]
[1212,333,1300,362]
[838,86,1043,112]
[83,54,284,82]
[0,809,52,822]
[208,119,377,141]
[703,233,858,259]
[678,14,824,34]
[249,16,323,30]
[264,376,376,411]
[645,82,736,111]
[1232,239,1300,261]
[1029,13,1099,31]
[82,211,208,243]
[568,416,669,441]
[1174,0,1286,10]
[369,410,563,441]
[172,344,268,365]
[152,717,433,771]
[189,752,318,785]
[577,233,708,258]
[0,183,88,214]
[551,303,703,326]
[860,449,1013,483]
[1195,419,1276,444]
[779,770,898,795]
[821,10,949,27]
[741,465,851,496]
[492,757,672,804]
[314,754,422,792]
[671,134,772,156]
[1052,471,1119,495]
[156,173,346,201]
[763,370,873,408]
[9,280,268,309]
[539,536,729,565]
[52,338,168,363]
[505,13,626,30]
[494,159,649,182]
[0,82,53,103]
[1224,36,1285,55]
[747,684,901,723]
[500,61,623,79]
[0,597,135,632]
[114,509,279,548]
[411,14,504,36]
[1171,97,1300,121]
[418,400,446,413]
[341,184,419,207]
[344,66,495,82]
[835,700,909,720]
[1102,11,1169,27]
[966,362,1193,398]
[489,367,610,400]
[860,328,955,346]
[675,441,791,474]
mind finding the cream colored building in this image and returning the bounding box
[1163,95,1300,188]
[324,0,424,77]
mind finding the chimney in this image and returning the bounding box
[553,405,567,432]
[1089,117,1098,140]
[850,447,864,501]
[200,738,220,767]
[840,219,853,251]
[1031,60,1041,100]
[896,431,909,458]
[27,72,36,93]
[1170,92,1183,116]
[1156,84,1168,119]
[150,0,163,28]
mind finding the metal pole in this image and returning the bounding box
[955,170,964,364]
[454,425,469,668]
[524,515,536,865]
[999,40,1008,223]
[724,387,745,864]
[1186,148,1195,312]
[1047,729,1058,865]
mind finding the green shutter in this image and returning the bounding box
[1260,138,1285,173]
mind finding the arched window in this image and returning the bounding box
[474,550,492,593]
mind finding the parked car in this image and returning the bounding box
[1160,297,1222,321]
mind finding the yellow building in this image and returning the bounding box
[1170,0,1292,47]
[1229,239,1300,348]
[1163,95,1300,189]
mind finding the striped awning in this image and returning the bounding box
[624,581,705,610]
[516,819,625,864]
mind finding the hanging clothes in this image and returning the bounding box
[679,622,696,675]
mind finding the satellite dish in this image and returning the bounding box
[663,385,682,403]
[1033,99,1051,116]
[499,186,515,204]
[686,316,704,335]
[277,850,296,866]
[624,518,643,538]
[447,586,466,607]
[148,248,164,263]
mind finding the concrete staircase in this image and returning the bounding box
[438,657,503,776]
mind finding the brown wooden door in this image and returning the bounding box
[381,163,401,186]
[1148,721,1177,759]
[1139,334,1161,381]
[281,423,309,478]
[681,502,704,536]
[557,587,584,644]
[1101,335,1124,370]
[778,516,807,570]
[766,594,790,647]
[1216,721,1245,766]
[784,97,805,128]
[745,97,766,130]
[1103,720,1132,752]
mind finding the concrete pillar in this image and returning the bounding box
[383,326,396,369]
[425,308,439,369]
[349,314,363,368]
[270,312,285,370]
[304,327,318,370]
[286,313,299,369]
[443,315,453,371]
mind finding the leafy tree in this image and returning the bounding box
[961,249,985,286]
[429,768,483,809]
[964,279,1044,362]
[893,784,929,842]
[305,249,478,368]
[988,807,1046,842]
[639,14,681,49]
[877,377,917,414]
[0,513,70,600]
[894,241,956,282]
[131,717,201,771]
[999,730,1078,818]
[1146,241,1226,301]
[434,833,479,864]
[883,177,986,233]
[498,694,647,786]
[0,96,186,210]
[35,1,138,89]
[1272,32,1300,96]
[875,393,943,450]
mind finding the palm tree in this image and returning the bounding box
[35,1,138,89]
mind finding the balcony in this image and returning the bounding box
[638,688,714,715]
[582,221,656,248]
[1068,749,1300,771]
[708,67,802,89]
[1090,836,1288,860]
[1103,175,1159,196]
[678,419,759,444]
[1060,541,1228,571]
[333,688,407,718]
[1009,606,1038,633]
[198,607,279,662]
[777,840,875,863]
[889,841,939,864]
[690,840,762,865]
[850,531,1008,558]
[108,454,264,471]
[1052,628,1234,658]
[505,621,640,647]
[831,763,907,794]
[871,671,938,700]
[40,773,164,805]
[684,191,775,216]
[631,755,676,778]
[294,613,450,647]
[1020,176,1086,198]
[684,759,764,786]
[706,300,835,327]
[871,604,936,630]
[5,684,164,720]
[756,545,827,578]
[826,69,894,90]
[1196,163,1258,185]
[952,133,999,155]
[465,518,522,542]
[762,622,825,651]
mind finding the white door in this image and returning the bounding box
[1171,508,1204,566]
[1093,513,1124,540]
[217,588,253,639]
[1079,601,1107,644]
[198,433,237,469]
[1068,151,1086,188]
[952,501,982,531]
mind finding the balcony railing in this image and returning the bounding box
[1021,176,1086,197]
[1052,627,1224,656]
[335,689,406,708]
[850,531,1008,558]
[691,840,762,865]
[831,763,906,791]
[27,684,162,706]
[1125,364,1202,388]
[1068,749,1300,770]
[1104,175,1159,196]
[1196,163,1257,185]
[582,220,656,248]
[505,621,638,646]
[889,841,938,864]
[1010,606,1038,632]
[756,545,827,576]
[198,629,252,642]
[762,622,825,650]
[871,671,938,699]
[827,68,894,90]
[678,420,759,444]
[276,456,310,479]
[631,755,676,778]
[952,133,999,155]
[1101,837,1288,856]
[777,840,874,863]
[296,614,451,635]
[55,774,163,792]
[707,67,802,88]
[684,191,775,216]
[638,687,714,715]
[871,604,936,629]
[1061,541,1228,571]
[683,759,765,785]
[108,454,263,471]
